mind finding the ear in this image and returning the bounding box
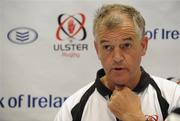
[140,36,148,56]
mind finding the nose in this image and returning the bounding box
[113,48,124,63]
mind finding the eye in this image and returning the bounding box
[120,42,132,49]
[102,45,114,51]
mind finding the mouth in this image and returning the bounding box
[114,67,123,70]
[111,67,127,73]
[113,67,125,71]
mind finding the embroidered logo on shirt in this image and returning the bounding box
[145,115,158,121]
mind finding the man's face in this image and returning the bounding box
[94,15,148,89]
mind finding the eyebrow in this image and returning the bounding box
[99,37,133,44]
[123,37,133,41]
[100,40,109,44]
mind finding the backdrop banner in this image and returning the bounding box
[0,0,180,121]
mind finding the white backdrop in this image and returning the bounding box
[0,0,180,121]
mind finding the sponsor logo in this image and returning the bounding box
[54,13,88,58]
[0,94,68,108]
[7,27,38,44]
[145,28,179,40]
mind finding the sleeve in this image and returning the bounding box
[54,102,72,121]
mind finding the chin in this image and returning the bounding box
[111,77,128,86]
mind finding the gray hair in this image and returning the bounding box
[93,4,146,39]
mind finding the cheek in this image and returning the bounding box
[98,48,108,60]
[99,53,112,68]
[126,51,142,66]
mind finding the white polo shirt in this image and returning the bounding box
[54,68,180,121]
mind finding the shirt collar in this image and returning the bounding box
[95,67,150,98]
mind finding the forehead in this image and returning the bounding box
[96,25,137,41]
[95,14,138,41]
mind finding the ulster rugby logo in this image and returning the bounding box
[56,13,87,41]
[53,13,88,58]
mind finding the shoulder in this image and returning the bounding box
[54,81,95,121]
[63,81,95,109]
[151,75,180,94]
[151,75,178,90]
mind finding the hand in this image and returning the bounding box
[108,86,146,121]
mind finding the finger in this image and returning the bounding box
[112,86,124,96]
[112,89,119,96]
[115,85,124,91]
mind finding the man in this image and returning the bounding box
[54,4,180,121]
